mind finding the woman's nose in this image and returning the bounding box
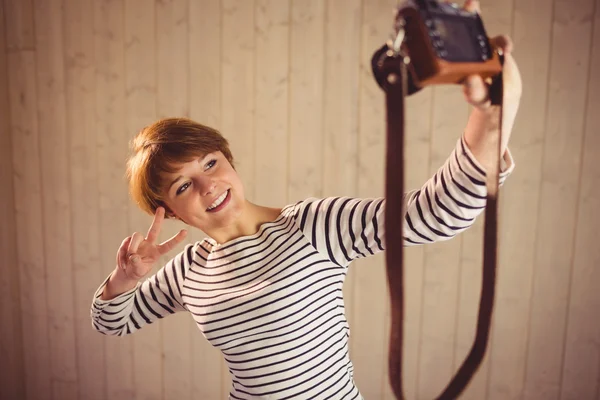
[198,177,216,196]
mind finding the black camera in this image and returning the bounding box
[372,0,502,94]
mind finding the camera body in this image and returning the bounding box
[396,0,502,88]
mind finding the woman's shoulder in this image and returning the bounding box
[280,196,321,218]
[281,196,381,220]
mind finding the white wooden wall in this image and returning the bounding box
[1,0,599,399]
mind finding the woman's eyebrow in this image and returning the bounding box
[168,175,184,190]
[199,152,213,163]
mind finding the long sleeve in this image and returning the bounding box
[90,242,197,336]
[292,135,515,267]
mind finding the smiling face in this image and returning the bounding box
[127,118,241,234]
[160,151,246,233]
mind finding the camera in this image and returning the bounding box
[372,0,502,93]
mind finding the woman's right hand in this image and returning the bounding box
[116,207,188,282]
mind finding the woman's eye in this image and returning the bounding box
[176,182,191,196]
[205,159,217,170]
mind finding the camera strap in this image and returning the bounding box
[377,49,505,399]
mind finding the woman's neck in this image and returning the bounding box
[209,201,282,245]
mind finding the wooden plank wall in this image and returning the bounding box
[1,0,599,399]
[0,0,25,399]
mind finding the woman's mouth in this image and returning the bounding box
[206,189,231,213]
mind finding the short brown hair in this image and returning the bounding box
[126,117,234,217]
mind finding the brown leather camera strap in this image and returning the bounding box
[381,55,505,399]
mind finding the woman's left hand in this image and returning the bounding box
[456,0,523,171]
[459,0,523,109]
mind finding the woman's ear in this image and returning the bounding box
[158,203,176,219]
[167,211,185,223]
[165,210,177,219]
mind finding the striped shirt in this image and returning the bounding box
[91,137,514,399]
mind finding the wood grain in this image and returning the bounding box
[94,0,135,398]
[0,0,25,398]
[7,49,51,400]
[33,0,78,398]
[288,0,325,203]
[559,1,600,398]
[64,0,106,398]
[254,0,290,207]
[523,0,597,398]
[3,0,34,50]
[6,2,50,395]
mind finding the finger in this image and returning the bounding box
[128,252,144,275]
[146,207,165,244]
[489,35,514,55]
[463,74,491,108]
[464,0,481,13]
[117,236,132,269]
[157,229,188,255]
[127,231,145,256]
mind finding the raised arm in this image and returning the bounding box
[291,134,515,267]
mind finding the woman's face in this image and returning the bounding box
[161,151,245,234]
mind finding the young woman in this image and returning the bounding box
[91,6,522,399]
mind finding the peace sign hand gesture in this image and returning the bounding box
[116,207,188,282]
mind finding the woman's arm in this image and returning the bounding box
[100,265,139,300]
[291,130,514,267]
[90,243,195,336]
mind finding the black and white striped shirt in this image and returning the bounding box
[91,137,514,399]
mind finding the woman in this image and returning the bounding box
[91,10,521,400]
